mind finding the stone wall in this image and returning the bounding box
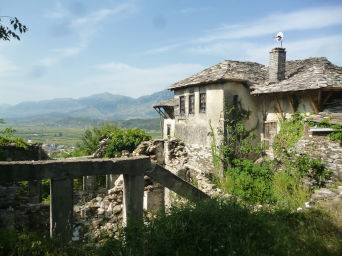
[295,131,342,182]
[0,143,50,234]
[1,143,49,161]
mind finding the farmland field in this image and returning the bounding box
[10,125,162,147]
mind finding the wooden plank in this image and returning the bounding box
[274,95,285,121]
[317,90,322,108]
[145,163,209,202]
[0,157,150,183]
[308,93,319,114]
[287,95,297,120]
[322,88,342,91]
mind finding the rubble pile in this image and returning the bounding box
[73,176,124,242]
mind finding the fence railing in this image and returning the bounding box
[0,156,208,241]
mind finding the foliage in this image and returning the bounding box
[210,109,330,208]
[0,16,28,41]
[221,159,276,204]
[219,105,263,168]
[209,104,263,179]
[72,124,151,157]
[77,124,120,155]
[0,127,28,160]
[308,118,342,145]
[272,118,304,157]
[272,171,310,209]
[104,128,151,157]
[1,200,341,256]
[283,152,332,188]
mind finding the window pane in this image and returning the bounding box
[200,93,206,113]
[180,96,185,115]
[189,95,195,114]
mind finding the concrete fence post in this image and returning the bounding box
[28,180,41,203]
[123,174,144,227]
[50,177,73,241]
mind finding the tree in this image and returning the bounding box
[0,16,28,41]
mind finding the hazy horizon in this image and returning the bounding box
[1,0,342,104]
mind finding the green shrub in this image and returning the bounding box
[0,127,28,160]
[77,124,120,155]
[222,159,276,204]
[104,128,151,157]
[72,124,151,157]
[272,171,310,209]
[273,118,304,157]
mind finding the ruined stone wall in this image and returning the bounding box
[0,143,50,234]
[295,132,342,182]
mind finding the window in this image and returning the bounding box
[167,124,171,136]
[264,122,277,148]
[189,94,195,114]
[180,96,185,115]
[200,93,206,113]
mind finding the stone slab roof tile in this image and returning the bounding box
[251,58,342,94]
[153,98,175,108]
[167,56,342,94]
[168,60,267,89]
[305,112,342,127]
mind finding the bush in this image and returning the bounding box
[222,159,275,204]
[273,118,304,157]
[104,128,151,157]
[72,124,151,157]
[272,171,310,209]
[77,124,120,155]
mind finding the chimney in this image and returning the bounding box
[269,47,286,83]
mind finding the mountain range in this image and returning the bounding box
[0,90,173,121]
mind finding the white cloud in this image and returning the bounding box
[32,2,138,78]
[196,5,342,43]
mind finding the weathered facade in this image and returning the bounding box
[154,47,342,172]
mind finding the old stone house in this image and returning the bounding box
[154,47,342,173]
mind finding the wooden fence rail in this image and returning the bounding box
[0,156,209,241]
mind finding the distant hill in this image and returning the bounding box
[0,90,174,120]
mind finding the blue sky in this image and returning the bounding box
[1,0,342,104]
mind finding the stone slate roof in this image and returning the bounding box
[153,98,175,108]
[305,112,342,127]
[252,58,342,94]
[167,56,342,94]
[168,60,267,90]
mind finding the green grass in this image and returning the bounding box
[1,199,341,256]
[12,125,85,146]
[8,125,161,147]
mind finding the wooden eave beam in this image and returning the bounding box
[322,88,342,91]
[317,90,322,108]
[287,94,297,120]
[307,93,319,114]
[274,94,285,121]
